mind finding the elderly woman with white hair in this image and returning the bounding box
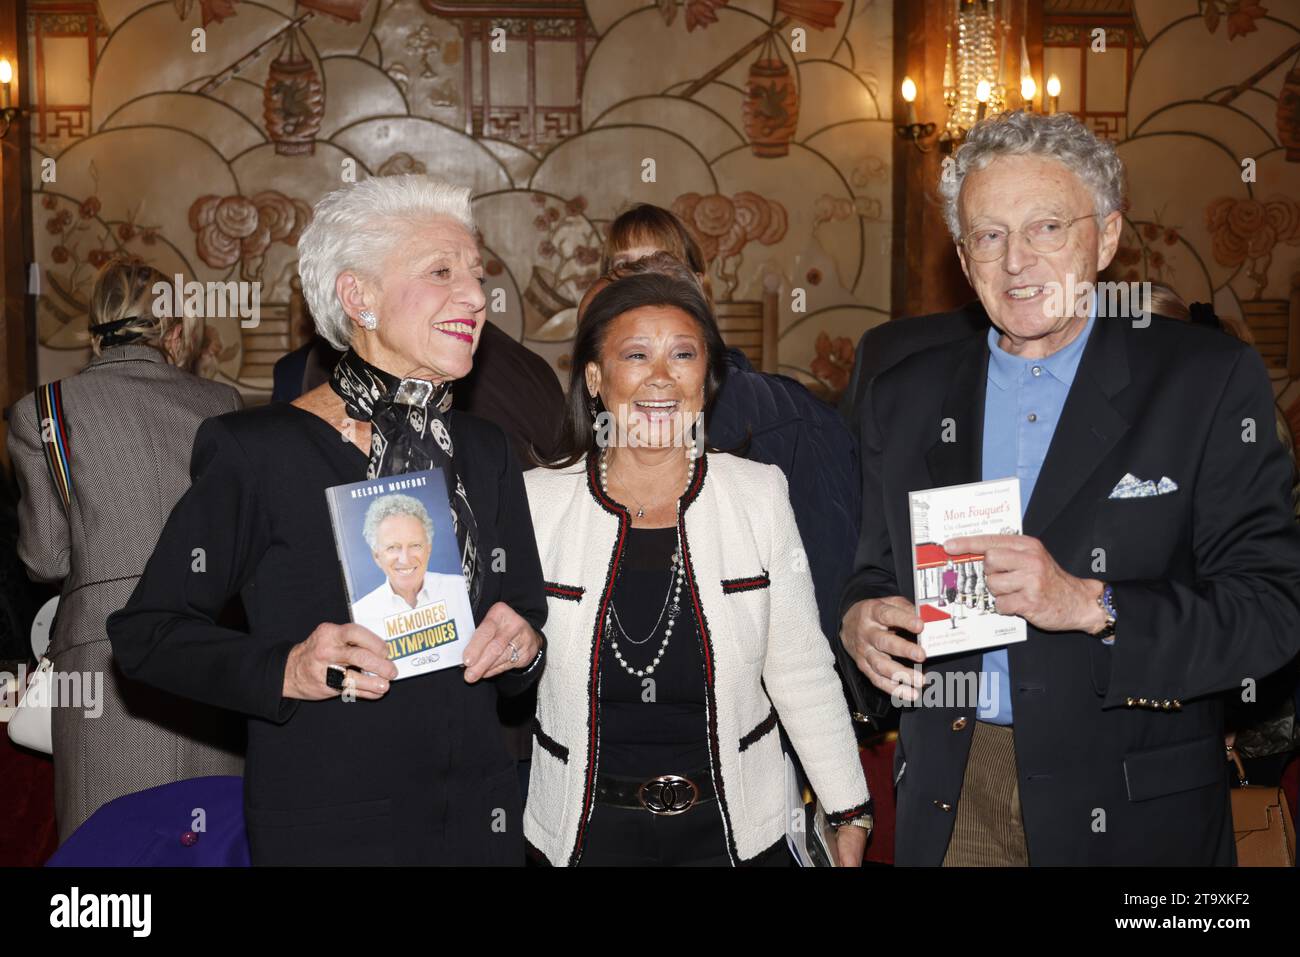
[108,174,548,865]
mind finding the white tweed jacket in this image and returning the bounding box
[522,451,870,865]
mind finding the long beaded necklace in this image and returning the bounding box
[599,447,696,678]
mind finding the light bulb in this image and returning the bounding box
[1046,74,1062,97]
[0,59,12,85]
[976,79,991,103]
[1021,76,1037,101]
[901,76,917,103]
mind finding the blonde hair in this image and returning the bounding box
[1146,282,1189,322]
[89,259,200,368]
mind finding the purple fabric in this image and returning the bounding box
[46,776,249,867]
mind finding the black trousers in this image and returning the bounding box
[578,802,792,867]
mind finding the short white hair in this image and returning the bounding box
[363,494,434,551]
[297,174,477,350]
[939,111,1126,240]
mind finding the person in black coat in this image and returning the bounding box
[838,302,990,429]
[840,111,1300,865]
[108,174,548,865]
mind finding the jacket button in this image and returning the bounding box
[951,717,968,731]
[933,800,953,812]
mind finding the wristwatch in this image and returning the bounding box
[832,799,875,832]
[1093,583,1117,642]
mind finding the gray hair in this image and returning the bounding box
[297,174,477,350]
[362,493,434,551]
[938,111,1126,240]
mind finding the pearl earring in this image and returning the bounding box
[359,309,378,330]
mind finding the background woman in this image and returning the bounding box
[523,271,871,866]
[108,175,547,865]
[7,258,244,842]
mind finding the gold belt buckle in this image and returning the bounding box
[637,774,698,815]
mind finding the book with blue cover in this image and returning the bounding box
[324,469,474,679]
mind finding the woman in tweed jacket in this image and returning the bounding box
[6,260,244,842]
[523,271,871,866]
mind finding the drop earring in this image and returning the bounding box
[359,309,378,330]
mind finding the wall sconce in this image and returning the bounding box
[896,75,937,152]
[0,58,22,138]
[1046,74,1061,114]
[975,79,991,122]
[1020,75,1037,111]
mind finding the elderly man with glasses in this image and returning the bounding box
[839,111,1300,866]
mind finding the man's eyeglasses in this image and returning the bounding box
[959,213,1101,263]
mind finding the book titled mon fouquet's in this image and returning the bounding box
[325,468,475,680]
[907,477,1027,658]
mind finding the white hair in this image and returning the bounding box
[297,174,477,351]
[363,494,434,551]
[939,111,1126,240]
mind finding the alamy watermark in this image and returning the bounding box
[2,664,102,718]
[1042,277,1153,328]
[890,667,1001,713]
[151,273,261,328]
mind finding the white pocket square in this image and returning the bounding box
[1108,472,1178,499]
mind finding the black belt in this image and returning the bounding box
[594,770,715,815]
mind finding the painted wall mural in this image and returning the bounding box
[28,0,895,404]
[1045,0,1300,458]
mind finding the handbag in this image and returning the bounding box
[8,382,72,756]
[1228,746,1295,867]
[8,658,54,753]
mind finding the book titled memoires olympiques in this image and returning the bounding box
[325,469,475,679]
[907,477,1028,658]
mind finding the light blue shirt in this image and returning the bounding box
[977,314,1095,723]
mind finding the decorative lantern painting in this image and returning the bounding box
[263,27,324,156]
[744,34,799,158]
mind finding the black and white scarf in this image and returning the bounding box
[330,349,482,607]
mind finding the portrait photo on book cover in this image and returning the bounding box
[327,470,475,676]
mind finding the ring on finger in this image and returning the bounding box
[507,640,520,664]
[325,665,346,691]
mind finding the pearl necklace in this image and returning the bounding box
[606,547,685,677]
[598,446,697,519]
[598,447,697,678]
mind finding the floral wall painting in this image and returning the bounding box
[30,0,895,403]
[24,1,1300,420]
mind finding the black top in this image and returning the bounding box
[106,402,548,865]
[598,527,709,776]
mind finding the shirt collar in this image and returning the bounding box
[87,343,166,367]
[986,305,1096,390]
[381,573,430,608]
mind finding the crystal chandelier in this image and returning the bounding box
[941,0,1013,151]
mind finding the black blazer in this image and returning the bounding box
[841,313,1300,865]
[108,403,547,865]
